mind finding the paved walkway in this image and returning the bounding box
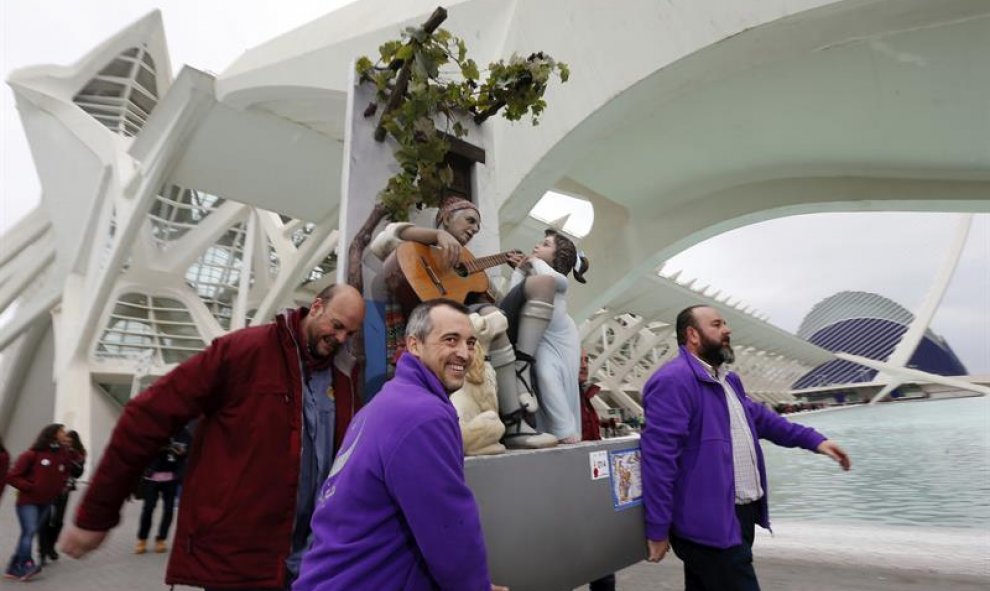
[1,492,195,590]
[1,490,986,590]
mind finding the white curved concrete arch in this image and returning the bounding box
[212,1,989,204]
[498,0,990,219]
[565,177,990,320]
[203,0,990,326]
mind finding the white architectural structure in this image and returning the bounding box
[866,215,985,402]
[3,0,989,457]
[789,215,990,403]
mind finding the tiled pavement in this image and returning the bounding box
[0,490,197,590]
[1,487,986,590]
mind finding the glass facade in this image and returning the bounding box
[96,293,206,364]
[72,45,159,137]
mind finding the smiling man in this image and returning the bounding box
[642,305,851,591]
[61,284,366,591]
[293,299,507,591]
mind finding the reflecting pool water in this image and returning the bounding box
[763,396,990,529]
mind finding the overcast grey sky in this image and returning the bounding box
[3,1,988,374]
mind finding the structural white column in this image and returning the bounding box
[871,214,973,403]
[231,211,258,331]
[51,283,97,455]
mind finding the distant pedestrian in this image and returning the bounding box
[134,425,191,554]
[5,424,73,581]
[38,430,86,564]
[642,305,851,591]
[579,351,603,442]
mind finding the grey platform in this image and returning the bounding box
[466,437,646,591]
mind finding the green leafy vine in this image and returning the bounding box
[356,23,568,221]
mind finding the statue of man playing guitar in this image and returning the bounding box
[370,195,564,449]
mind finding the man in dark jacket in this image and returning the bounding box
[293,299,506,591]
[61,284,365,591]
[642,305,851,591]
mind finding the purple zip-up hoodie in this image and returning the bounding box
[641,347,826,549]
[293,353,491,591]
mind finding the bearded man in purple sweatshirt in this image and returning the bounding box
[294,299,508,591]
[642,305,851,591]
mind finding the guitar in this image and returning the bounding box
[383,242,516,312]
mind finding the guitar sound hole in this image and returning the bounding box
[454,264,469,278]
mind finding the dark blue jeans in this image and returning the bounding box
[669,502,761,591]
[138,480,179,541]
[14,504,50,561]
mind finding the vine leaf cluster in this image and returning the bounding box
[344,9,568,374]
[356,22,569,221]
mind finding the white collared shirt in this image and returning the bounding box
[693,354,764,504]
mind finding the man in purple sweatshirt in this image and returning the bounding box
[642,305,851,591]
[293,299,508,591]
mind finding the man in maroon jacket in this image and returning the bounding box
[61,284,365,591]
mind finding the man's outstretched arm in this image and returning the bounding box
[60,528,108,558]
[816,439,852,471]
[740,381,852,471]
[62,337,230,558]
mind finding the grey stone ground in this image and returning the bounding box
[1,489,986,590]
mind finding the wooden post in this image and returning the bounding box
[373,6,448,141]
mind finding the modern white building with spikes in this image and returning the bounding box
[3,0,989,458]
